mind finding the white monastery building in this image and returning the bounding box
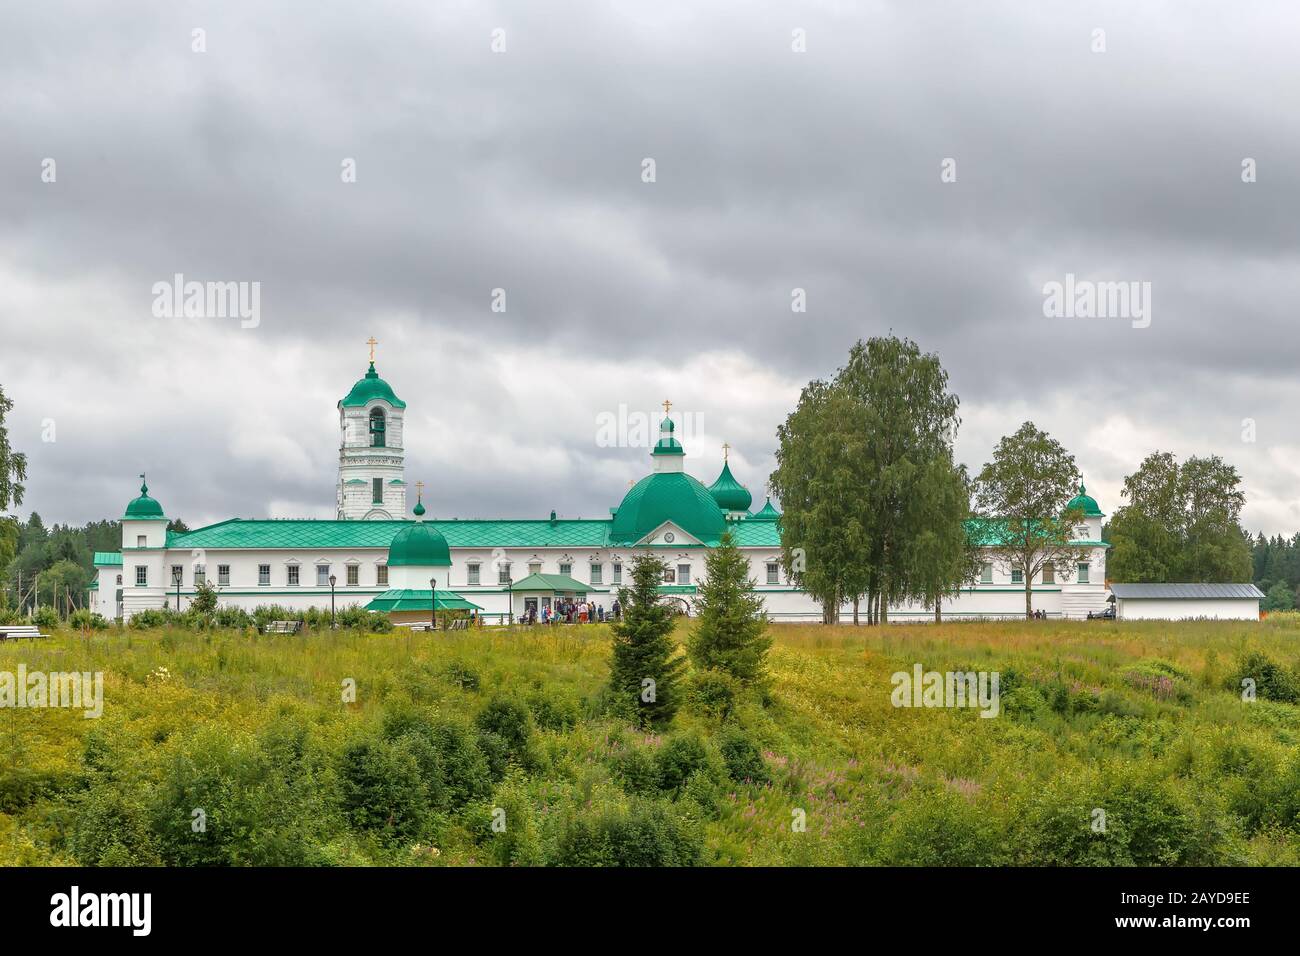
[91,352,1113,624]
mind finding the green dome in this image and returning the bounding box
[611,472,727,543]
[123,478,166,520]
[387,521,451,567]
[1066,483,1104,517]
[707,461,753,512]
[340,362,406,409]
[749,497,781,521]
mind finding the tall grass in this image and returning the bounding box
[2,617,1299,866]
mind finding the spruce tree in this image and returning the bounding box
[687,531,771,685]
[608,554,684,729]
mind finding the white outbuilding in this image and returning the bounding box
[1109,583,1264,621]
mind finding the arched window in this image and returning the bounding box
[369,408,386,447]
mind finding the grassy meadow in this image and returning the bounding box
[3,615,1300,866]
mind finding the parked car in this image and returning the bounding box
[1087,605,1116,620]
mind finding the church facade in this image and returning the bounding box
[91,355,1111,624]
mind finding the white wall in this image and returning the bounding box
[1117,598,1260,621]
[115,539,1111,623]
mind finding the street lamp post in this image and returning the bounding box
[173,567,182,612]
[430,576,437,632]
[329,574,337,629]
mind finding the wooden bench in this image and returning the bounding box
[263,620,302,634]
[0,625,49,641]
[405,619,469,633]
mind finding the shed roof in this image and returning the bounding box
[1109,583,1264,600]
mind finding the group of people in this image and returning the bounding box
[523,598,622,626]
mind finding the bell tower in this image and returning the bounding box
[336,338,407,520]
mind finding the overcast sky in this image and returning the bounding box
[2,1,1299,535]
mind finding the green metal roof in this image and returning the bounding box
[364,589,481,612]
[387,520,451,566]
[748,497,781,521]
[124,479,166,520]
[1066,483,1105,517]
[93,552,123,566]
[510,573,607,593]
[340,362,406,409]
[707,461,753,512]
[610,472,727,544]
[165,517,630,550]
[963,517,1110,548]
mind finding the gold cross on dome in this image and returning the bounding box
[366,336,378,362]
[662,399,672,415]
[722,442,730,461]
[415,480,425,499]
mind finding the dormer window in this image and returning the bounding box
[369,408,386,447]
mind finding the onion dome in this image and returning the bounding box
[652,416,684,457]
[123,476,166,519]
[340,362,406,409]
[708,460,753,513]
[750,497,781,521]
[611,472,727,543]
[1065,482,1104,517]
[387,493,450,566]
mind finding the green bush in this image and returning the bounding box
[687,668,740,720]
[878,788,1010,866]
[1017,769,1242,866]
[717,727,771,785]
[474,697,536,770]
[128,608,175,629]
[1228,651,1300,703]
[33,606,60,629]
[68,788,161,866]
[547,801,703,866]
[68,609,109,630]
[653,733,721,795]
[337,736,432,845]
[441,660,481,691]
[610,746,662,795]
[527,688,580,732]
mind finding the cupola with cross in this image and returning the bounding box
[337,337,408,520]
[707,442,753,517]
